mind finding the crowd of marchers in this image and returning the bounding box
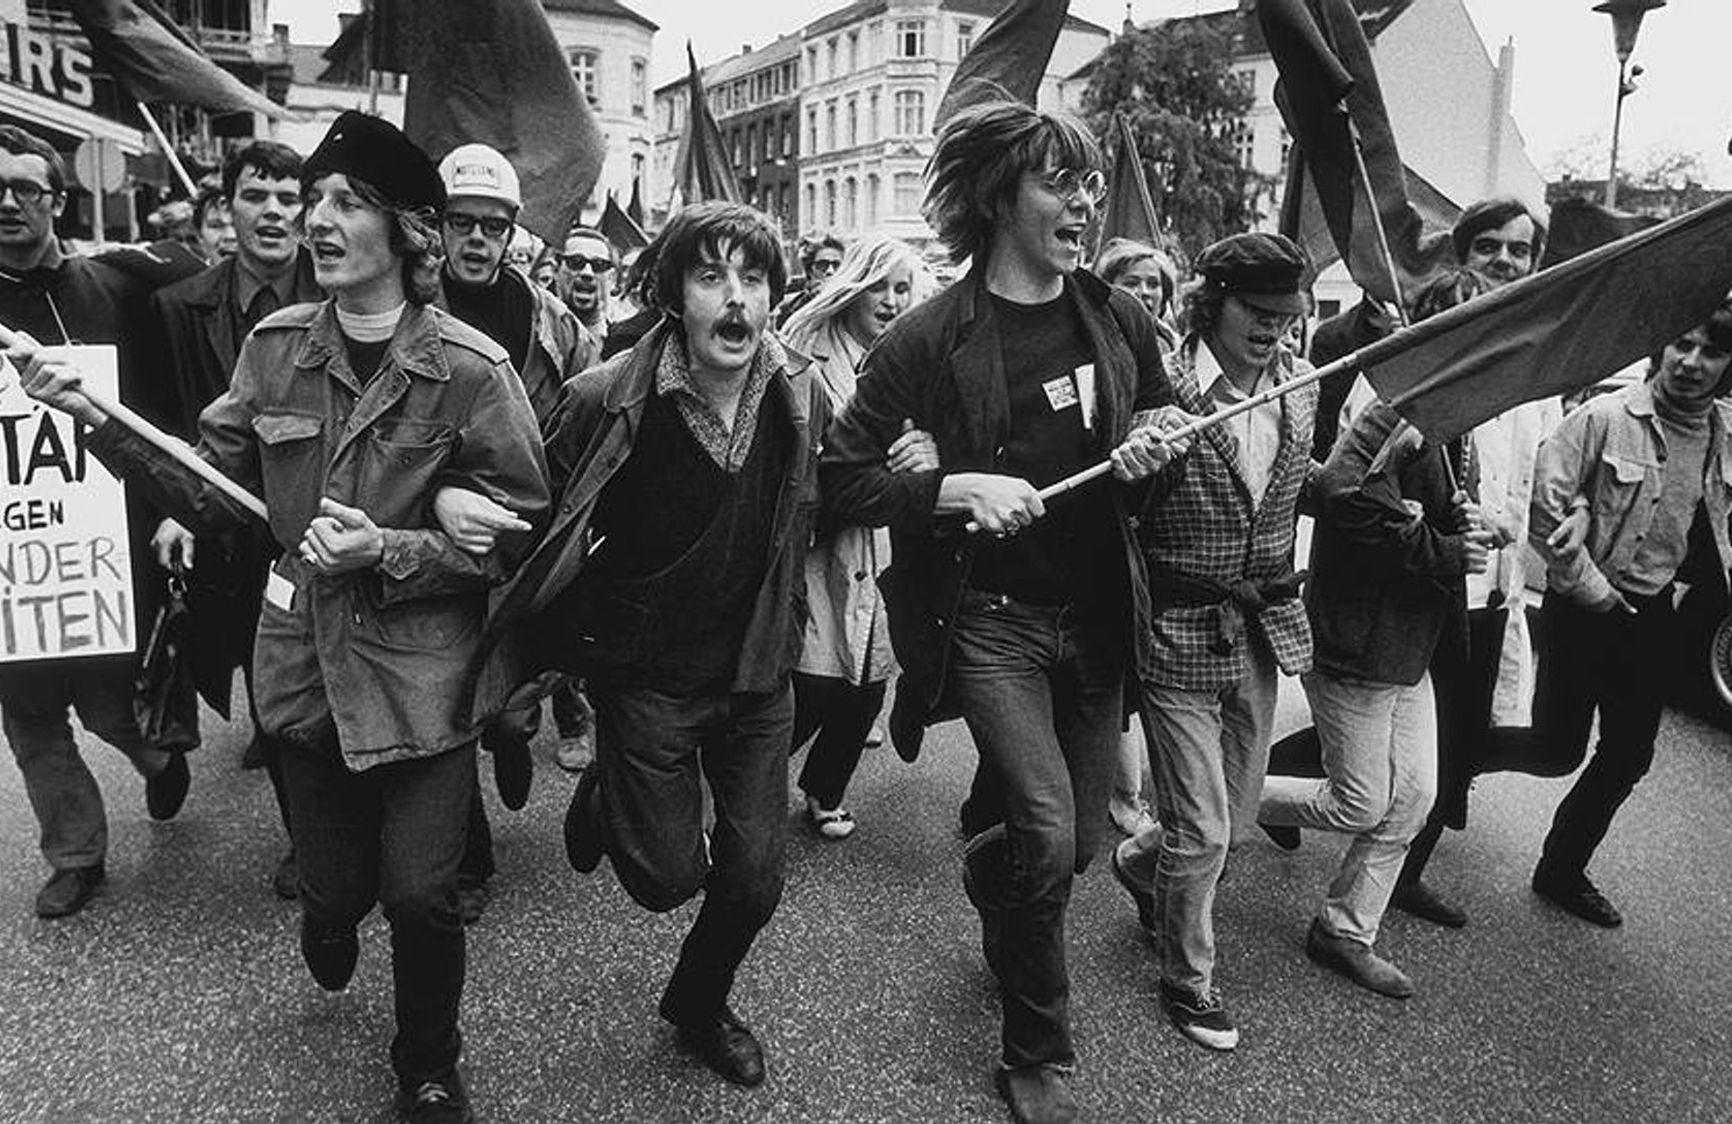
[4,99,1727,1124]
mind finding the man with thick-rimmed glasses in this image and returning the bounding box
[556,227,617,340]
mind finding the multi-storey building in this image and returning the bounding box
[651,33,802,237]
[797,0,1109,252]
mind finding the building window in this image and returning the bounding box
[1233,120,1254,168]
[892,90,926,137]
[957,21,975,58]
[1236,68,1257,97]
[807,108,818,152]
[846,96,858,147]
[780,184,792,226]
[844,177,858,230]
[895,20,926,58]
[782,115,794,157]
[807,46,818,84]
[826,101,837,151]
[825,179,838,227]
[732,129,742,165]
[805,183,817,226]
[746,125,757,168]
[866,173,880,226]
[892,171,922,215]
[630,57,647,117]
[630,153,645,196]
[569,49,599,106]
[1279,127,1292,167]
[827,37,838,78]
[868,90,880,142]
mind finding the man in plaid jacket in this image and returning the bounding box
[1110,233,1317,1052]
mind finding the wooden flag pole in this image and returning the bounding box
[134,100,199,197]
[0,323,268,522]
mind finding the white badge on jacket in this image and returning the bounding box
[1043,365,1096,431]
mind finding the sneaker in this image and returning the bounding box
[805,795,857,840]
[1391,880,1467,928]
[145,751,191,821]
[1260,821,1301,851]
[555,729,595,773]
[300,920,359,991]
[1304,918,1414,999]
[995,1064,1078,1124]
[1108,792,1157,837]
[35,864,104,919]
[1531,867,1623,928]
[864,721,887,748]
[1158,979,1240,1051]
[396,1072,474,1124]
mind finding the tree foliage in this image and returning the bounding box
[1083,16,1264,261]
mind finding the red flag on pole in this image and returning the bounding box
[1099,111,1162,247]
[1361,196,1732,441]
[600,192,649,253]
[671,42,742,206]
[64,0,287,118]
[1260,0,1451,306]
[934,0,1070,128]
[393,0,604,247]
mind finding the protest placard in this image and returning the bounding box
[0,344,134,662]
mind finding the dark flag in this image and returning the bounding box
[935,0,1069,128]
[626,177,646,228]
[1099,111,1161,246]
[1260,0,1451,306]
[393,0,604,248]
[600,192,649,253]
[671,42,741,205]
[65,0,287,118]
[1359,196,1732,441]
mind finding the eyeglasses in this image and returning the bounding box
[0,179,54,206]
[560,253,614,274]
[809,258,842,277]
[1037,168,1107,206]
[443,213,513,238]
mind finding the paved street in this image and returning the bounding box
[1,679,1728,1124]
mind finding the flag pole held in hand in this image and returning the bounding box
[0,321,269,523]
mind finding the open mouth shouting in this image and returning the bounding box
[1055,224,1087,255]
[310,237,344,266]
[714,312,755,350]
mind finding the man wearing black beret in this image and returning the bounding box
[16,110,550,1124]
[1109,232,1318,1052]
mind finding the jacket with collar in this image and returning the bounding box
[819,268,1174,755]
[437,264,597,426]
[89,300,550,769]
[1306,401,1474,686]
[476,319,828,706]
[1140,334,1316,690]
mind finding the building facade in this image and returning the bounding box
[652,33,801,238]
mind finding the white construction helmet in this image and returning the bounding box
[438,143,521,209]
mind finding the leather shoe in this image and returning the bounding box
[1109,842,1156,936]
[396,1070,474,1124]
[300,919,359,991]
[996,1064,1078,1124]
[888,688,925,763]
[1304,919,1414,998]
[1391,880,1467,928]
[35,864,104,919]
[491,737,533,811]
[272,849,299,900]
[1532,868,1623,928]
[670,1006,766,1087]
[1260,821,1301,851]
[562,765,604,873]
[145,752,191,821]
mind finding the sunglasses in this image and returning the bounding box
[561,254,615,274]
[1037,168,1108,206]
[0,179,55,206]
[443,213,514,238]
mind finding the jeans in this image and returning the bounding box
[1532,591,1670,878]
[1120,639,1277,997]
[588,681,792,1022]
[0,659,162,872]
[790,672,887,809]
[278,737,474,1087]
[1261,671,1436,945]
[946,589,1123,1070]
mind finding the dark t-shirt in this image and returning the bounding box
[966,292,1119,606]
[444,267,535,375]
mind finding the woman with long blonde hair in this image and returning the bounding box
[781,234,933,838]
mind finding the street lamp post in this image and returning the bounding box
[1593,0,1666,209]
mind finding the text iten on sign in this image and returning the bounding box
[0,345,134,661]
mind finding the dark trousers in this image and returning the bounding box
[278,737,474,1087]
[946,590,1123,1071]
[1400,606,1506,886]
[790,673,887,809]
[1532,591,1671,877]
[588,680,793,1022]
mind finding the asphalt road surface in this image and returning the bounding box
[1,678,1728,1124]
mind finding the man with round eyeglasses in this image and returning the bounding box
[557,227,617,340]
[822,101,1187,1124]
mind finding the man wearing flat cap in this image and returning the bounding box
[16,110,549,1124]
[1108,231,1317,1052]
